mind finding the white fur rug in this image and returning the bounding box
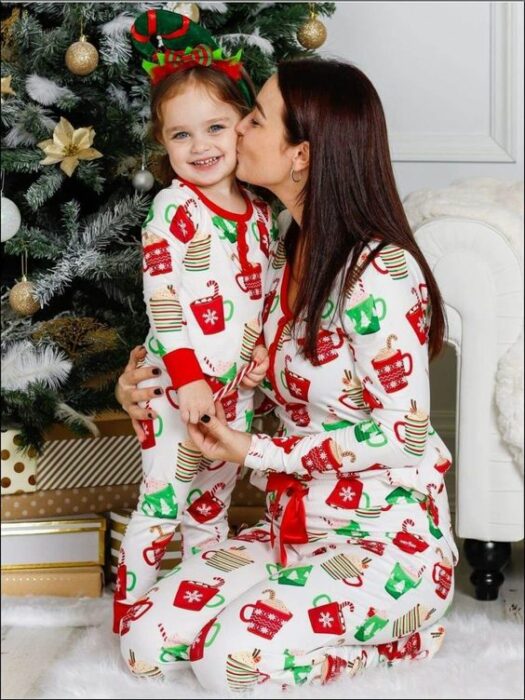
[403,177,524,472]
[2,588,523,699]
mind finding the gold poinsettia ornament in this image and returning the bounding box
[37,117,103,177]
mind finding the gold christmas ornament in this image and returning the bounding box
[65,34,99,76]
[38,117,103,177]
[1,75,16,99]
[1,8,21,62]
[297,7,327,50]
[9,276,40,316]
[165,2,200,22]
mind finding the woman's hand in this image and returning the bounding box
[116,346,163,443]
[187,402,252,464]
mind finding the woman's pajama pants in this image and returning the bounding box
[119,511,454,691]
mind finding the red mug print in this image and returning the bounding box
[169,203,196,243]
[406,284,429,345]
[143,532,174,567]
[372,348,413,394]
[282,355,311,401]
[220,390,238,422]
[298,328,345,367]
[234,528,272,543]
[325,478,364,509]
[120,594,155,635]
[362,377,383,409]
[308,594,354,635]
[189,617,221,661]
[301,438,344,476]
[143,239,172,276]
[240,590,293,639]
[173,577,225,611]
[115,563,136,598]
[139,411,163,450]
[262,279,280,322]
[190,281,234,335]
[387,519,429,554]
[236,263,262,300]
[186,483,225,523]
[432,561,453,599]
[286,402,311,427]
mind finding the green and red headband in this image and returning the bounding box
[130,9,253,106]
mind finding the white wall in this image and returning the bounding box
[318,2,523,509]
[318,1,524,197]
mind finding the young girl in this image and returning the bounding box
[113,10,273,633]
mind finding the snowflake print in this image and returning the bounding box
[395,360,403,368]
[196,504,213,517]
[203,310,219,326]
[268,613,276,621]
[319,612,334,628]
[290,382,301,395]
[341,486,356,502]
[260,626,269,635]
[184,589,203,604]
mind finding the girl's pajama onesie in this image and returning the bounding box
[119,236,458,692]
[114,179,275,632]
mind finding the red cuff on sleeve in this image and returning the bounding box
[163,348,204,389]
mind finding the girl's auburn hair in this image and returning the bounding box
[150,66,256,185]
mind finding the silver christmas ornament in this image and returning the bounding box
[1,195,21,242]
[132,168,155,192]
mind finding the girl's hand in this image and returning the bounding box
[116,346,163,443]
[241,345,269,388]
[177,379,216,425]
[187,409,252,464]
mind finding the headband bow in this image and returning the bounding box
[130,9,252,105]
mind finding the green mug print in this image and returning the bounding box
[322,299,335,320]
[148,336,166,357]
[345,296,387,335]
[354,420,388,447]
[266,563,313,587]
[160,642,189,663]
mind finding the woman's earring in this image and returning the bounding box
[290,166,302,183]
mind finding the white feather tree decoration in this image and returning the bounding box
[56,402,100,437]
[25,75,75,106]
[219,29,274,56]
[1,341,72,392]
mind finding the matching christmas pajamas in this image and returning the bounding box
[119,236,458,692]
[114,179,275,631]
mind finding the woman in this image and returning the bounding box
[116,59,457,692]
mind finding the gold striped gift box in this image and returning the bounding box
[109,509,182,586]
[35,412,142,492]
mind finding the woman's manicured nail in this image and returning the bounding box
[152,368,161,376]
[200,414,210,424]
[147,412,153,419]
[154,388,163,396]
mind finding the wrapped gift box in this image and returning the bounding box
[1,565,104,597]
[1,430,39,495]
[1,514,106,570]
[1,482,140,521]
[35,411,142,491]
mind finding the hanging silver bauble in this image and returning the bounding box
[1,195,21,242]
[132,168,155,192]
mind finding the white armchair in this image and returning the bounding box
[414,215,524,600]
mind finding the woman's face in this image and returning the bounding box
[235,74,295,191]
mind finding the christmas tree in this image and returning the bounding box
[1,1,335,452]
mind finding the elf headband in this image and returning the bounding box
[130,9,253,106]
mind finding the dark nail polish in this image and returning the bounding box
[200,414,210,424]
[152,368,161,376]
[154,388,163,396]
[148,412,153,419]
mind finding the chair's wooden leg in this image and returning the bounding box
[464,539,511,600]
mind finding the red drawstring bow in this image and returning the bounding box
[266,473,309,566]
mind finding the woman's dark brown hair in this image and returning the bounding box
[150,66,256,185]
[278,58,446,360]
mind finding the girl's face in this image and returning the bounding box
[160,82,241,190]
[235,75,295,192]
